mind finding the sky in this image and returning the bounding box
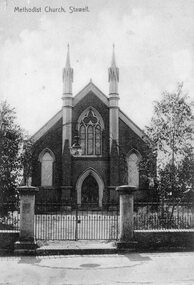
[0,0,194,136]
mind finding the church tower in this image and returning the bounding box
[61,45,73,203]
[108,45,120,149]
[62,44,73,150]
[108,45,120,190]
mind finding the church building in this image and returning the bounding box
[31,46,153,207]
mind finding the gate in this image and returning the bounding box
[35,202,119,240]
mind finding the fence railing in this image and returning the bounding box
[134,201,192,230]
[0,199,192,235]
[0,202,20,232]
[35,202,119,240]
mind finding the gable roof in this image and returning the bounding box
[31,82,148,143]
[119,109,147,143]
[73,81,109,107]
[31,110,62,142]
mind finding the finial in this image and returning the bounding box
[65,44,71,68]
[111,44,116,67]
[67,43,70,54]
[90,78,92,83]
[108,43,119,86]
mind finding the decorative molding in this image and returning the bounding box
[38,148,55,162]
[126,148,142,162]
[77,106,105,130]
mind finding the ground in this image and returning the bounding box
[1,251,194,284]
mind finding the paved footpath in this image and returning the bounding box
[36,240,117,255]
[1,251,194,285]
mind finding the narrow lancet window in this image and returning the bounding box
[128,153,139,188]
[39,149,55,187]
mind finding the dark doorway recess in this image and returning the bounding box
[81,175,99,207]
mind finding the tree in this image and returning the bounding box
[20,138,34,186]
[0,101,23,205]
[145,83,194,199]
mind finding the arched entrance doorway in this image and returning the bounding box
[76,168,104,207]
[81,175,99,206]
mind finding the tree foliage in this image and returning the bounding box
[0,101,23,203]
[20,138,34,185]
[145,83,194,198]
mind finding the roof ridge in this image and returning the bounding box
[73,81,108,100]
[31,109,62,141]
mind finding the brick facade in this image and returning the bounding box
[32,119,62,188]
[31,83,155,205]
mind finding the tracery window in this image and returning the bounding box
[79,108,102,155]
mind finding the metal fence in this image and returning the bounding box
[35,202,119,240]
[134,201,192,230]
[0,202,20,232]
[1,199,192,238]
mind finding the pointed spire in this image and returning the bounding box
[63,44,73,94]
[108,44,119,94]
[65,43,71,68]
[108,45,119,150]
[111,44,116,67]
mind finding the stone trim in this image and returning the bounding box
[17,186,39,195]
[38,148,55,162]
[61,186,73,189]
[77,106,105,130]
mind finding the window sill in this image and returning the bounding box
[73,155,103,159]
[81,155,102,157]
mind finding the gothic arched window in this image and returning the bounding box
[78,108,103,155]
[39,149,55,186]
[127,153,140,188]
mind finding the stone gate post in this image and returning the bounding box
[116,185,137,249]
[14,186,39,255]
[191,190,194,228]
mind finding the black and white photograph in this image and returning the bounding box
[0,0,194,284]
